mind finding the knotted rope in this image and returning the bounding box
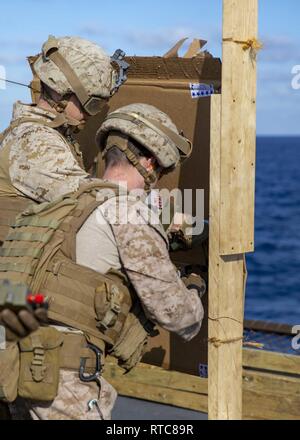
[208,336,243,348]
[223,37,263,60]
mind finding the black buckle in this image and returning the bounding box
[111,49,130,92]
[79,342,103,382]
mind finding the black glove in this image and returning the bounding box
[182,273,207,299]
[0,281,48,342]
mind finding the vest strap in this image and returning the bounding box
[15,217,60,229]
[0,261,36,275]
[0,247,42,258]
[6,231,53,243]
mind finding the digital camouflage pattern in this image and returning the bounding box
[10,371,117,420]
[0,101,88,202]
[8,189,204,420]
[111,228,204,340]
[79,193,204,341]
[97,103,182,169]
[34,36,118,99]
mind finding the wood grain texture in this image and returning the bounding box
[244,348,300,376]
[219,0,258,255]
[103,357,300,420]
[208,94,245,420]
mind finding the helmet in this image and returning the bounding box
[34,36,129,116]
[97,103,192,167]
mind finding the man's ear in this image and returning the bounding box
[146,157,156,171]
[140,157,153,171]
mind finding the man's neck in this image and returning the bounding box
[103,167,142,192]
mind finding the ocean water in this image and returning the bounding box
[245,136,300,325]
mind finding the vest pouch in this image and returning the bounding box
[94,281,113,322]
[94,280,131,337]
[109,312,149,371]
[18,327,63,401]
[0,342,19,402]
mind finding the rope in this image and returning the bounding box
[208,336,243,348]
[223,37,263,59]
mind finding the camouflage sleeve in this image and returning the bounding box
[111,223,204,341]
[9,125,88,202]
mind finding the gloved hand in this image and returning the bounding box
[168,213,193,250]
[0,307,48,341]
[168,213,209,252]
[0,281,48,342]
[182,273,207,299]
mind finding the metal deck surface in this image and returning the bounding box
[112,397,207,420]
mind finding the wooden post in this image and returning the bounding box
[208,0,258,420]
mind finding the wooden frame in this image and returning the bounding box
[104,0,259,421]
[208,0,258,419]
[103,0,259,421]
[99,0,296,420]
[103,349,300,420]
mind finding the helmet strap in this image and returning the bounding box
[42,82,68,113]
[104,134,158,193]
[41,84,82,130]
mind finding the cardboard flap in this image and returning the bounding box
[163,38,207,59]
[163,38,188,58]
[183,39,207,58]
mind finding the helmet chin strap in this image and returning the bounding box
[42,85,84,131]
[104,134,158,193]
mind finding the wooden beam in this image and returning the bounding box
[208,0,258,420]
[219,0,258,255]
[103,358,300,420]
[107,359,208,395]
[208,96,244,418]
[243,348,300,376]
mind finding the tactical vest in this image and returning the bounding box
[0,181,164,372]
[0,117,84,244]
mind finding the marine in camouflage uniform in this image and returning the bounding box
[0,35,127,420]
[0,101,87,204]
[0,35,128,242]
[81,103,205,340]
[7,103,205,420]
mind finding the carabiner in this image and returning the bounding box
[79,342,103,382]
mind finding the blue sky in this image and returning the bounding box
[0,0,300,135]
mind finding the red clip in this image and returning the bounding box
[27,294,36,304]
[34,294,45,305]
